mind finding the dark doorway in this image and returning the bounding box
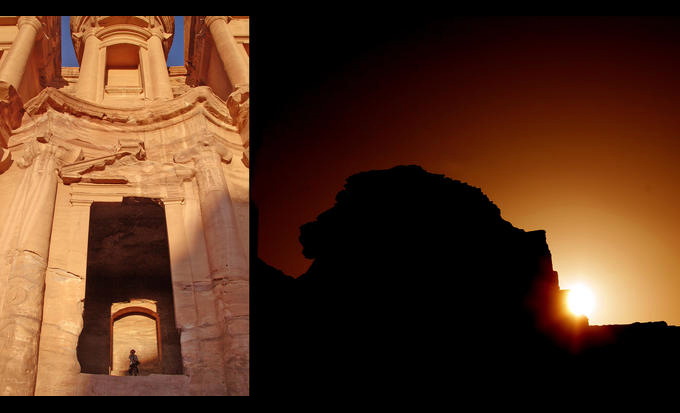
[77,197,183,375]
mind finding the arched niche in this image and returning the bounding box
[110,304,162,376]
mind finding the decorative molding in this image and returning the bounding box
[204,16,229,28]
[22,86,237,131]
[16,138,84,169]
[68,198,94,207]
[174,132,233,165]
[226,85,249,131]
[60,150,194,187]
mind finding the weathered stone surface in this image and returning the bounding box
[77,373,190,396]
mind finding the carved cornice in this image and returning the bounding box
[21,86,237,131]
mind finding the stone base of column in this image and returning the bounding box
[0,249,48,395]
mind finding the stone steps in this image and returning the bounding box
[76,373,190,396]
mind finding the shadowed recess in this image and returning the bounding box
[76,197,182,376]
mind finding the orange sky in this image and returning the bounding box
[253,16,680,326]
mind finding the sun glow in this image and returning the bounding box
[566,284,596,318]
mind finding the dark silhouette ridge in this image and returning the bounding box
[252,165,680,397]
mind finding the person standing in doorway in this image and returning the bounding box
[128,349,140,376]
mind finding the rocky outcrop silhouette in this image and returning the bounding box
[253,165,575,395]
[252,165,680,396]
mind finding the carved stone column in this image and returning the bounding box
[0,16,42,91]
[174,134,249,395]
[0,140,82,396]
[147,30,174,100]
[34,196,92,396]
[204,16,249,90]
[0,17,42,143]
[75,29,102,102]
[175,136,247,280]
[204,16,249,166]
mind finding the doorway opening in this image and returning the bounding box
[76,197,183,375]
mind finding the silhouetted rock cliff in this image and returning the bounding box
[253,165,573,396]
[295,165,563,341]
[575,321,680,387]
[253,165,680,397]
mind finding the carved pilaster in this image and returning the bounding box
[148,26,174,100]
[74,28,101,102]
[174,133,248,396]
[0,139,82,396]
[173,134,243,276]
[34,196,91,396]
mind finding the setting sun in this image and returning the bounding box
[566,284,596,318]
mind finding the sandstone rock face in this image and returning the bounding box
[0,16,249,396]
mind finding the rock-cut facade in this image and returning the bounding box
[0,16,249,396]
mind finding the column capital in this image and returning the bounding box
[161,197,185,206]
[149,25,172,41]
[69,198,94,208]
[17,16,42,33]
[17,139,84,169]
[79,27,99,41]
[204,16,229,28]
[173,133,233,165]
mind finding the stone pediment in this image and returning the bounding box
[60,151,194,186]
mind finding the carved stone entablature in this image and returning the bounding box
[60,153,138,184]
[5,87,248,168]
[22,86,237,129]
[60,152,194,186]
